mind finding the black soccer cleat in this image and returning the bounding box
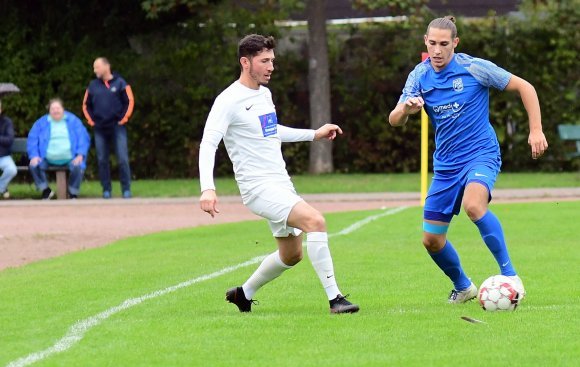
[329,294,360,314]
[225,286,256,313]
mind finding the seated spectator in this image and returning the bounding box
[27,98,90,199]
[0,100,17,199]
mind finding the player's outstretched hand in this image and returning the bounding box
[528,130,548,159]
[314,124,343,141]
[200,189,220,218]
[403,97,425,115]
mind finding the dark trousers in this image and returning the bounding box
[94,125,131,192]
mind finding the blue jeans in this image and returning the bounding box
[0,155,17,192]
[29,159,85,195]
[94,125,131,192]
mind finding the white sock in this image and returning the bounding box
[242,250,292,300]
[307,232,341,300]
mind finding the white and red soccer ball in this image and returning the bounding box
[478,275,522,312]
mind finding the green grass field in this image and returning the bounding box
[7,172,580,199]
[1,201,579,366]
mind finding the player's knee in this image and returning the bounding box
[304,212,326,232]
[422,233,445,253]
[463,200,486,221]
[289,249,303,265]
[282,248,303,266]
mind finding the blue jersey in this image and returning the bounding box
[398,53,512,171]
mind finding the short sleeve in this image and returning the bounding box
[467,58,512,90]
[398,63,427,104]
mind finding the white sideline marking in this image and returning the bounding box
[6,206,408,367]
[331,206,408,237]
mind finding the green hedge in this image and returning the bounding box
[0,0,577,180]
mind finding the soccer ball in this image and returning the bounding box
[478,275,521,312]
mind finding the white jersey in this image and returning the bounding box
[199,81,314,201]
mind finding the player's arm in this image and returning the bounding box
[388,97,425,127]
[199,101,229,218]
[278,124,342,142]
[504,75,548,159]
[389,66,424,127]
[199,129,222,218]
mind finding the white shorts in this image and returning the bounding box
[244,184,303,238]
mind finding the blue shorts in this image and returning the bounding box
[424,158,501,223]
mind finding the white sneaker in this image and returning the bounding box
[1,191,9,199]
[509,275,526,300]
[448,282,478,304]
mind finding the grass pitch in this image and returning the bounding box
[0,201,578,366]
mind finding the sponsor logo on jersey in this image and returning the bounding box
[432,102,462,114]
[111,86,117,93]
[259,112,278,137]
[452,78,464,92]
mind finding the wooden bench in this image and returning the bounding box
[558,125,580,159]
[12,137,69,199]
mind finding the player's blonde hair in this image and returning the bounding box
[426,15,457,38]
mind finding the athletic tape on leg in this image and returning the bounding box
[423,221,449,235]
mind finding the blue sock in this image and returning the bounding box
[429,240,471,291]
[474,210,516,276]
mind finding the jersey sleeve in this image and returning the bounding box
[203,96,231,138]
[277,125,315,142]
[397,63,426,104]
[199,96,231,192]
[467,58,512,91]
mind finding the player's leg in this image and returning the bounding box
[424,172,476,303]
[287,201,359,313]
[423,217,476,303]
[241,235,301,299]
[226,187,303,312]
[464,167,524,294]
[464,167,516,277]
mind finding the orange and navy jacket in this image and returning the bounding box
[82,73,134,130]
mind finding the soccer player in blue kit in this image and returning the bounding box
[389,16,548,303]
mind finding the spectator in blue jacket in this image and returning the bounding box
[0,100,17,199]
[28,98,90,199]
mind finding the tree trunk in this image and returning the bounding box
[307,0,333,174]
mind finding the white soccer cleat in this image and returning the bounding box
[448,282,478,304]
[508,275,526,300]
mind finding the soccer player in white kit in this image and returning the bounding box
[199,34,359,314]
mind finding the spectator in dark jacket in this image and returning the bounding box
[0,100,17,199]
[28,98,90,199]
[82,57,134,199]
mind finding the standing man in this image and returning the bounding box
[199,34,359,314]
[83,57,134,199]
[0,100,17,199]
[388,16,548,303]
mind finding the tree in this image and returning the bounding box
[306,0,333,173]
[305,0,427,173]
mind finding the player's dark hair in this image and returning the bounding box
[238,34,276,63]
[426,15,457,38]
